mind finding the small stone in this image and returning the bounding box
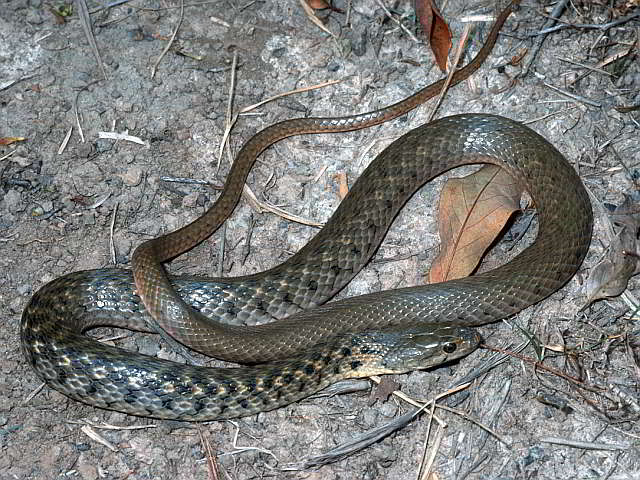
[3,190,23,212]
[25,9,44,24]
[10,155,32,167]
[119,166,143,186]
[76,142,93,158]
[182,192,199,208]
[76,452,98,480]
[82,211,96,225]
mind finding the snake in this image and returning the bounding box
[20,0,593,421]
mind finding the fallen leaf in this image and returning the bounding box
[0,137,26,146]
[585,228,640,305]
[428,165,522,283]
[608,193,640,234]
[299,0,336,37]
[306,0,344,13]
[368,376,401,405]
[414,0,452,72]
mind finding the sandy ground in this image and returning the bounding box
[2,0,640,479]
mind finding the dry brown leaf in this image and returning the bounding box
[428,165,522,283]
[306,0,344,13]
[0,136,26,145]
[585,228,640,305]
[368,376,401,405]
[609,193,640,233]
[414,0,452,72]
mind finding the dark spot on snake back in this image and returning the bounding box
[240,399,249,409]
[304,364,315,375]
[350,360,362,370]
[341,347,352,357]
[307,280,318,291]
[283,373,294,384]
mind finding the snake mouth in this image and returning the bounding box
[369,325,482,373]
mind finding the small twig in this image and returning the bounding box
[151,0,184,78]
[374,0,420,43]
[218,52,239,168]
[428,23,472,121]
[197,426,220,480]
[542,81,602,108]
[531,10,640,36]
[0,70,40,91]
[76,0,107,79]
[555,56,615,79]
[298,0,336,38]
[221,421,278,461]
[109,202,119,264]
[416,401,443,480]
[523,106,579,125]
[57,126,73,154]
[0,150,17,162]
[67,419,156,430]
[160,176,223,188]
[74,79,102,143]
[22,383,45,405]
[482,343,606,392]
[238,79,341,115]
[568,45,635,87]
[518,0,569,79]
[540,436,628,451]
[98,131,150,147]
[80,425,118,452]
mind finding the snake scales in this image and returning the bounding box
[21,1,592,421]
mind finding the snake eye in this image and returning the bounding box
[442,342,457,354]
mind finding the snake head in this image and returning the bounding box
[376,325,481,373]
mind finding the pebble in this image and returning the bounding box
[3,190,23,213]
[119,166,143,186]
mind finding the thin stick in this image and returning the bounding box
[151,0,184,78]
[428,23,471,121]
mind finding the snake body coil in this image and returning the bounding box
[20,2,593,421]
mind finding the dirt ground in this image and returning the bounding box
[2,0,640,479]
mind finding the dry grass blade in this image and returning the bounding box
[75,0,107,79]
[299,0,336,37]
[151,0,184,78]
